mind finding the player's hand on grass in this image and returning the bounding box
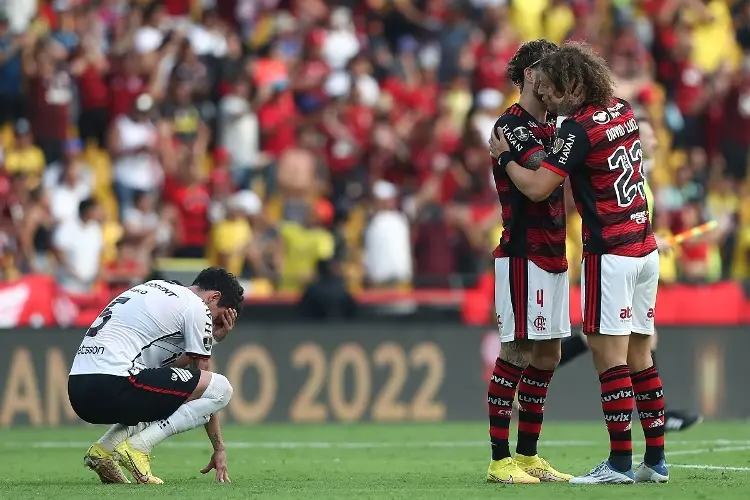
[488,128,509,158]
[213,308,237,341]
[201,449,231,483]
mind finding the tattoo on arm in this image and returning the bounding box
[209,432,221,450]
[521,150,547,171]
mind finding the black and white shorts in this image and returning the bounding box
[68,367,201,426]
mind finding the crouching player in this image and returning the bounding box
[68,268,243,484]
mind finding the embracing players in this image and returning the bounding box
[490,42,667,484]
[68,267,244,484]
[486,39,572,484]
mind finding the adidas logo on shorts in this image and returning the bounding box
[171,368,193,383]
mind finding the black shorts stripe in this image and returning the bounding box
[509,257,529,339]
[584,255,602,334]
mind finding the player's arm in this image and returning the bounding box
[183,302,219,438]
[493,120,590,201]
[495,115,547,170]
[183,300,231,481]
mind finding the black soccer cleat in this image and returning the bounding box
[664,410,703,433]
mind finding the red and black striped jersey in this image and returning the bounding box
[541,98,657,257]
[492,103,567,273]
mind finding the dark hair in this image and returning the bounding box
[538,41,615,108]
[507,39,559,90]
[192,267,245,316]
[78,197,97,219]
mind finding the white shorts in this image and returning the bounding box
[580,250,659,336]
[494,257,571,342]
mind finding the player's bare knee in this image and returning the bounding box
[499,340,531,368]
[530,339,561,371]
[587,334,628,374]
[627,333,653,372]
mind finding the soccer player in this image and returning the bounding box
[558,114,702,433]
[68,267,244,484]
[489,42,668,484]
[486,39,572,484]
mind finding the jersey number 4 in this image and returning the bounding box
[86,297,131,337]
[608,139,645,208]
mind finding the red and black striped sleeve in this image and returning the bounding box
[496,113,545,166]
[542,119,591,177]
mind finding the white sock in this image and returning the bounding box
[97,422,149,452]
[129,373,233,453]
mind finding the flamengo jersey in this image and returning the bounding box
[492,103,567,273]
[69,280,214,377]
[541,98,657,257]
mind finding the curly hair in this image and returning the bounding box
[192,267,245,316]
[506,39,559,90]
[538,41,615,109]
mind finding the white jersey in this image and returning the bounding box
[69,280,214,377]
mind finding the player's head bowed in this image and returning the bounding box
[507,38,559,92]
[192,267,245,319]
[536,41,615,115]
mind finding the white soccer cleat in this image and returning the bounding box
[634,460,669,483]
[570,460,635,485]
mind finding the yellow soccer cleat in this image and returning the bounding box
[113,440,164,484]
[514,454,573,482]
[84,443,131,484]
[487,457,541,484]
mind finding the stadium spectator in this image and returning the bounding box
[121,190,172,264]
[22,34,71,165]
[108,94,160,217]
[0,14,24,128]
[0,0,747,300]
[208,189,259,277]
[47,142,94,225]
[71,34,110,148]
[364,180,412,288]
[163,149,211,258]
[4,118,45,188]
[52,197,104,295]
[42,138,94,196]
[298,258,357,320]
[216,78,263,189]
[18,186,54,274]
[279,199,335,292]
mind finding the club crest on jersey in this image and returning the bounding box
[513,126,530,141]
[553,137,564,154]
[203,336,213,352]
[592,110,611,124]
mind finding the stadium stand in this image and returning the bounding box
[0,0,749,315]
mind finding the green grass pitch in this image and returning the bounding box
[1,422,749,499]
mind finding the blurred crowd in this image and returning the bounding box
[0,0,749,298]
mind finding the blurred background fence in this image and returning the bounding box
[1,323,748,427]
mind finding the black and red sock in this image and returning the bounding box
[599,365,634,472]
[631,365,666,466]
[488,358,522,460]
[516,365,553,456]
